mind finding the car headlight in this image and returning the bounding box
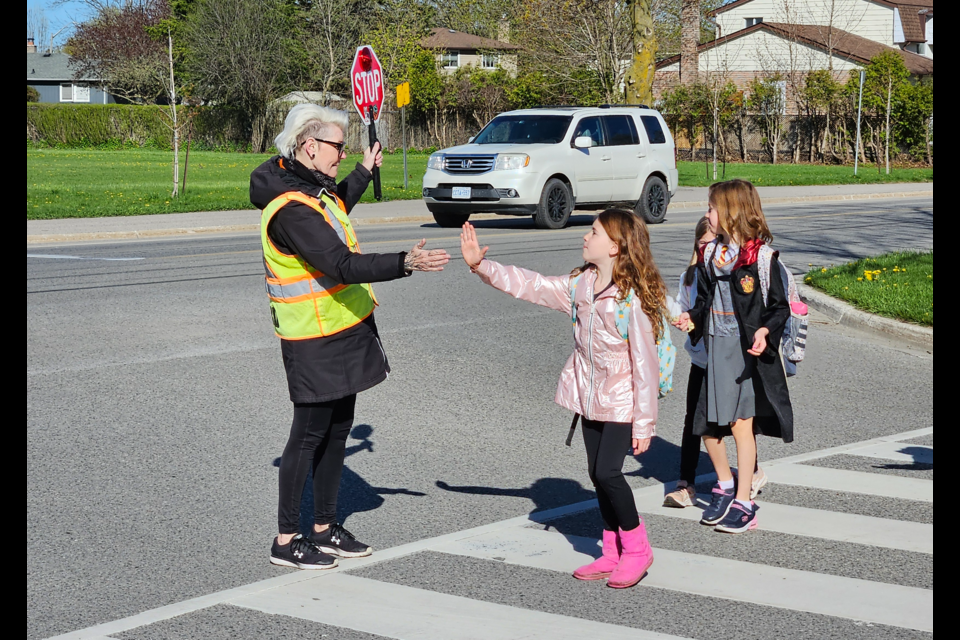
[427,154,444,170]
[495,154,530,170]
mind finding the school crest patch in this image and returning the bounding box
[740,275,755,294]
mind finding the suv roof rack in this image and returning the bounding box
[524,104,652,110]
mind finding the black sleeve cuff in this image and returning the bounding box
[355,163,371,179]
[399,252,412,277]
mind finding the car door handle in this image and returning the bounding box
[601,156,611,161]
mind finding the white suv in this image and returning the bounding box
[422,106,678,229]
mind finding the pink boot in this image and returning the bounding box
[607,520,654,588]
[573,529,620,580]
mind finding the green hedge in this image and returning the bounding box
[27,103,253,151]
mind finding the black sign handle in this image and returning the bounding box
[367,106,382,201]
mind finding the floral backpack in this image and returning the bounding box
[568,273,675,398]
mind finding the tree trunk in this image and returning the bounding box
[884,77,892,175]
[624,0,656,106]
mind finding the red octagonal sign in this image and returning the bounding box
[351,45,384,126]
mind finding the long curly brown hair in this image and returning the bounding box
[708,179,773,246]
[573,209,668,338]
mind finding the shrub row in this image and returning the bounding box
[27,103,254,151]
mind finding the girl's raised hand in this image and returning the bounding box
[747,327,769,356]
[632,437,651,455]
[673,311,691,332]
[460,222,489,269]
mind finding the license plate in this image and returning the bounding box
[451,187,471,199]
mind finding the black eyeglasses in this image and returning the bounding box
[302,137,346,155]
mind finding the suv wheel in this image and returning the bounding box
[431,211,471,228]
[534,178,573,229]
[635,176,669,224]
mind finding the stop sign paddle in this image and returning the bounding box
[351,46,384,200]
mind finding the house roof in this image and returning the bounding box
[26,52,92,82]
[419,28,521,51]
[896,4,931,43]
[708,0,933,17]
[656,21,934,75]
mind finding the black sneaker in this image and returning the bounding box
[310,523,373,558]
[270,534,338,570]
[700,484,736,525]
[715,502,760,534]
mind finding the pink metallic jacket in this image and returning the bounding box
[476,259,659,439]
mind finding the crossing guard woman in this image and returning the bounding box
[250,104,450,570]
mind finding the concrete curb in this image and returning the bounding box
[26,189,932,245]
[798,283,933,350]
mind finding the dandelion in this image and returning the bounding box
[821,267,828,273]
[857,277,863,281]
[865,272,873,281]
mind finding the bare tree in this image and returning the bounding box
[68,0,170,104]
[518,0,632,104]
[185,0,295,152]
[303,0,367,104]
[27,7,50,53]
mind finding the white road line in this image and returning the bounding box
[45,428,934,640]
[634,492,932,553]
[232,573,691,640]
[764,464,932,502]
[27,254,144,261]
[434,527,933,632]
[843,441,933,464]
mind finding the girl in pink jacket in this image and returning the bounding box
[460,209,668,589]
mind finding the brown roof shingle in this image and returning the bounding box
[895,5,930,43]
[656,22,933,76]
[419,28,521,51]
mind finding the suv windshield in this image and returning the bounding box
[473,115,573,144]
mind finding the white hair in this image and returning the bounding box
[275,104,350,158]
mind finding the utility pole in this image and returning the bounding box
[854,69,864,176]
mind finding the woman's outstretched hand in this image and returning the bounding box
[404,239,450,272]
[460,222,489,269]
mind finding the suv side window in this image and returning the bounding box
[571,117,605,147]
[601,115,639,146]
[639,115,667,144]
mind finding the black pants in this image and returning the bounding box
[582,418,640,532]
[277,395,356,534]
[680,365,706,485]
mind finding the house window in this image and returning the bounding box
[745,17,763,27]
[60,83,90,103]
[482,53,499,69]
[441,50,459,69]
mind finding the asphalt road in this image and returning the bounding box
[27,197,933,639]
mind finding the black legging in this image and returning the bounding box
[277,395,356,534]
[582,418,640,532]
[680,365,706,485]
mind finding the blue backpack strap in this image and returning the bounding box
[615,290,633,341]
[569,272,583,337]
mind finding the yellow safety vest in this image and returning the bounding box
[260,190,377,340]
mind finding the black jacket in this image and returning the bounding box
[250,155,410,403]
[688,247,794,442]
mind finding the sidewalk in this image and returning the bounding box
[26,182,932,244]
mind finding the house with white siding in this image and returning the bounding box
[655,0,933,104]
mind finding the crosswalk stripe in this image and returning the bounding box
[843,441,933,464]
[231,573,693,640]
[634,492,933,553]
[434,526,933,632]
[763,463,933,501]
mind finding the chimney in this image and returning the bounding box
[498,20,510,44]
[27,37,37,53]
[680,0,699,84]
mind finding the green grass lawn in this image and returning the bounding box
[27,148,429,219]
[27,148,932,220]
[804,251,933,326]
[677,161,933,187]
